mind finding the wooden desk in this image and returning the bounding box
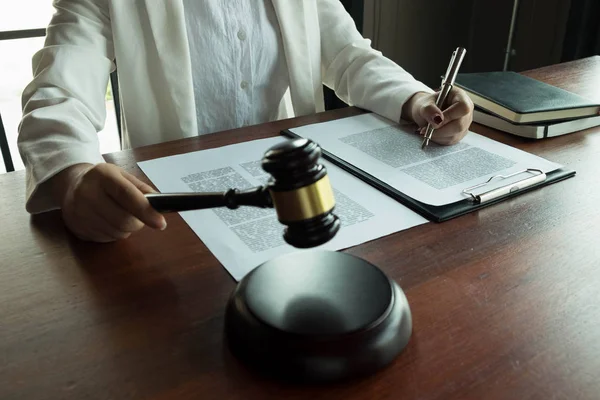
[2,57,599,400]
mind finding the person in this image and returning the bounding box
[17,0,474,243]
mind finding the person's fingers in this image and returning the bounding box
[61,180,103,241]
[418,99,445,128]
[418,88,473,146]
[65,209,122,243]
[441,100,473,123]
[444,89,474,120]
[82,229,126,243]
[85,208,132,242]
[93,192,145,233]
[122,171,157,195]
[418,88,474,129]
[102,172,166,230]
[429,118,470,145]
[432,117,469,138]
[58,163,166,243]
[63,217,94,242]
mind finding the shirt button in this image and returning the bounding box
[237,30,247,41]
[240,81,249,89]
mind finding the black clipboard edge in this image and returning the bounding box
[282,129,576,222]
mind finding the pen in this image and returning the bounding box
[421,47,467,149]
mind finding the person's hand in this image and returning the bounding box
[50,163,167,242]
[403,87,474,145]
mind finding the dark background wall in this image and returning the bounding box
[326,0,599,109]
[562,0,600,61]
[362,0,577,89]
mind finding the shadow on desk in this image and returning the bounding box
[26,212,260,394]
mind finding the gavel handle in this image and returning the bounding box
[145,186,272,213]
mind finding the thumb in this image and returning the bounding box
[419,100,445,129]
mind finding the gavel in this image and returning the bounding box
[145,138,413,383]
[144,138,341,248]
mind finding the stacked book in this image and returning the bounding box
[454,71,600,139]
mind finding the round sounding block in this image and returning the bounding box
[224,250,412,383]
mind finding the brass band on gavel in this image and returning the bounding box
[269,175,336,223]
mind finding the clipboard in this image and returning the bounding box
[281,129,576,222]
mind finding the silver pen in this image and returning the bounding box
[421,47,467,149]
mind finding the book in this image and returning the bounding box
[473,107,600,139]
[454,71,600,124]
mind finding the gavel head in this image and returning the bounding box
[261,138,341,248]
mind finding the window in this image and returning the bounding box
[0,2,120,174]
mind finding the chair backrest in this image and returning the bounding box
[0,112,15,173]
[323,0,364,111]
[110,69,122,142]
[0,70,121,175]
[1,28,46,174]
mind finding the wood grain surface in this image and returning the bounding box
[1,57,599,400]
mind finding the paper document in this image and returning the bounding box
[288,113,564,206]
[138,137,427,281]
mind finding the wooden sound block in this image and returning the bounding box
[224,250,412,383]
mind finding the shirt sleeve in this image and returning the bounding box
[17,0,114,214]
[316,0,434,123]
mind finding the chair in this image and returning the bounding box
[0,112,15,173]
[323,0,364,111]
[110,70,122,142]
[0,71,121,174]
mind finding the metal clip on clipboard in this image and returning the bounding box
[462,169,546,204]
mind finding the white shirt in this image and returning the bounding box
[182,0,291,135]
[19,0,435,213]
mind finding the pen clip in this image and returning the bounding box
[444,47,466,86]
[442,50,458,85]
